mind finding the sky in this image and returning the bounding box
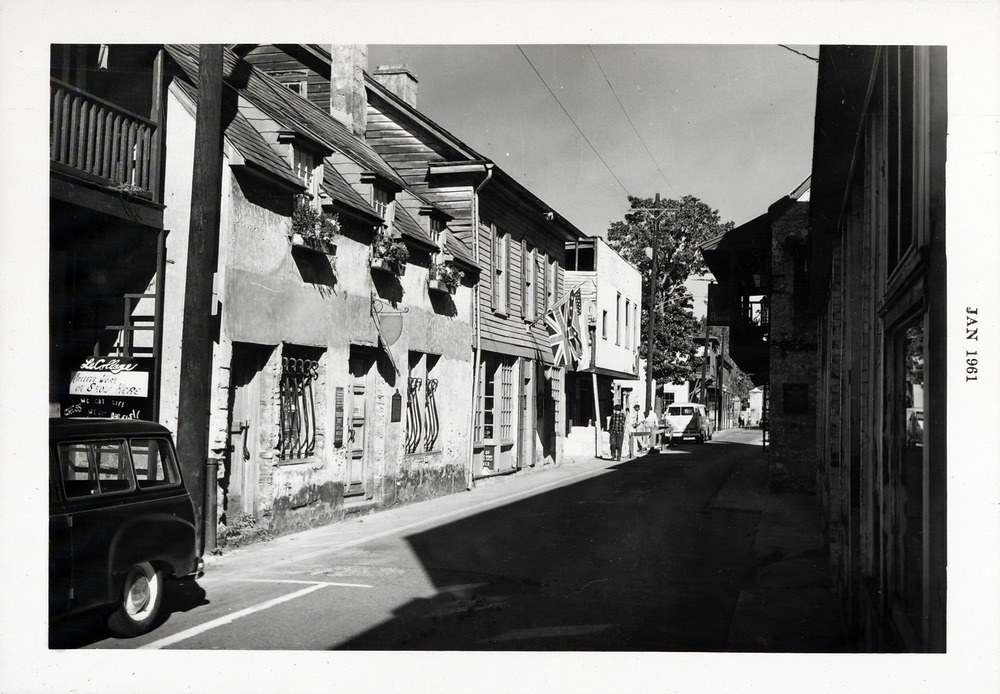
[368,44,819,238]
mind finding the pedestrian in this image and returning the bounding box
[631,404,646,452]
[644,408,660,449]
[608,404,627,461]
[738,414,745,429]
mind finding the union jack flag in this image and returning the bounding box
[545,289,584,367]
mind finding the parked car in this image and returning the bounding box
[663,403,713,444]
[906,408,924,447]
[49,418,203,637]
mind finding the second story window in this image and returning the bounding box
[372,184,393,223]
[616,292,622,345]
[291,146,319,202]
[429,216,444,248]
[625,298,631,349]
[493,225,510,315]
[522,242,536,322]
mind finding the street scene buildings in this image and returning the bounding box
[48,43,947,656]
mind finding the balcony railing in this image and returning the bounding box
[50,78,158,195]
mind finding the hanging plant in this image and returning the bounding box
[428,261,464,293]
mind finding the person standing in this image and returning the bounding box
[644,408,661,449]
[608,404,627,461]
[631,403,646,452]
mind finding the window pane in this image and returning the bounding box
[132,438,180,487]
[58,442,96,497]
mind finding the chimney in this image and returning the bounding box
[329,44,368,138]
[373,65,418,108]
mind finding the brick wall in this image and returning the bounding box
[768,201,819,493]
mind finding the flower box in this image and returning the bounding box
[290,233,337,255]
[370,256,405,276]
[428,278,456,295]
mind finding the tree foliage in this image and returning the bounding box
[607,195,734,385]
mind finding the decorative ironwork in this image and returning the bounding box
[405,377,423,454]
[278,354,318,460]
[424,378,439,451]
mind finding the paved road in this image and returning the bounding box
[55,429,774,651]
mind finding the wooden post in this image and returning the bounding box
[592,370,602,458]
[175,45,224,556]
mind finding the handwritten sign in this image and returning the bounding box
[64,356,153,419]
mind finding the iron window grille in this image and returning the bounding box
[279,353,319,460]
[406,359,441,454]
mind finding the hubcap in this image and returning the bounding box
[126,573,151,616]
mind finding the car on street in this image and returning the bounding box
[663,403,713,444]
[49,417,203,637]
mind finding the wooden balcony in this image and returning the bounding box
[50,78,160,201]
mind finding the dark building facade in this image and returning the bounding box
[810,45,947,652]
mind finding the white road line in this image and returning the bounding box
[275,464,612,566]
[140,583,329,649]
[221,578,373,588]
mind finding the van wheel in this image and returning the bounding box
[107,562,163,637]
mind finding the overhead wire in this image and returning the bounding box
[587,45,676,196]
[515,45,633,198]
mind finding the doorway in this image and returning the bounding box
[227,343,273,518]
[347,347,378,499]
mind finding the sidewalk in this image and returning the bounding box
[710,429,849,652]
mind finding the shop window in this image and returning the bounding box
[885,314,926,636]
[279,346,321,460]
[478,354,515,444]
[406,352,441,454]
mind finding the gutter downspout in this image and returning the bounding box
[466,163,493,491]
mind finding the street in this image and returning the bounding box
[52,428,841,651]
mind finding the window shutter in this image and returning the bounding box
[520,239,527,320]
[490,224,498,311]
[503,234,511,313]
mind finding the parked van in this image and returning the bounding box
[49,418,203,637]
[663,403,713,444]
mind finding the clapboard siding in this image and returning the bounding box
[475,196,566,358]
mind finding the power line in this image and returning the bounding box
[515,45,632,197]
[587,45,676,196]
[778,44,819,63]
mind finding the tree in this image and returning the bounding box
[607,195,734,385]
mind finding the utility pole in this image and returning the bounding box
[645,194,660,416]
[175,44,224,556]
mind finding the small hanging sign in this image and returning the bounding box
[391,389,402,422]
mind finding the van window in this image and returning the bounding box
[131,438,180,488]
[668,406,695,416]
[58,440,135,497]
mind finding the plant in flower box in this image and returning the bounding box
[370,231,409,275]
[290,203,340,254]
[428,261,464,295]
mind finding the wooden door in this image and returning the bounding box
[229,345,269,516]
[519,358,536,468]
[347,350,376,498]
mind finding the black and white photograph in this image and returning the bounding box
[2,1,998,693]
